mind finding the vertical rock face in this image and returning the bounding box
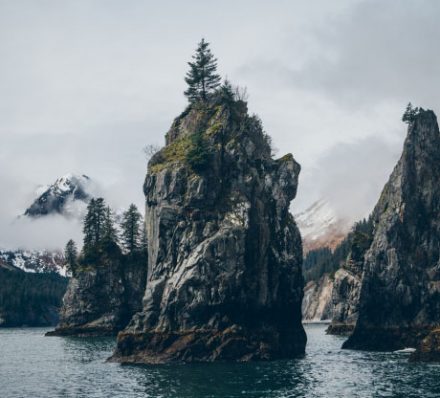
[111,99,306,363]
[47,252,147,336]
[326,265,362,335]
[344,109,440,351]
[302,274,334,321]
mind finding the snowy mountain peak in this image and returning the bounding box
[24,174,93,219]
[295,199,351,253]
[0,249,67,276]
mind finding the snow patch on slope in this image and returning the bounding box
[0,249,67,276]
[295,199,351,252]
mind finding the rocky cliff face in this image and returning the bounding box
[326,266,362,335]
[48,252,147,336]
[343,109,440,351]
[302,273,334,321]
[111,98,306,363]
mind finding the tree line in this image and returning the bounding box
[0,268,67,327]
[64,199,147,275]
[303,217,374,283]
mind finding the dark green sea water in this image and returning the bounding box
[1,324,440,398]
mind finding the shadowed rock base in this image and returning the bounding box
[410,329,440,362]
[46,325,118,337]
[342,326,433,351]
[109,326,306,364]
[326,323,355,336]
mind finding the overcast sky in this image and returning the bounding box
[1,0,440,249]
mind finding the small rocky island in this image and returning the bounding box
[47,200,147,336]
[110,41,306,364]
[343,108,440,355]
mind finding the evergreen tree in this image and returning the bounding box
[83,197,107,255]
[218,79,234,104]
[184,39,221,103]
[402,102,418,124]
[120,204,142,255]
[83,198,96,254]
[64,239,78,275]
[102,206,118,245]
[186,130,211,172]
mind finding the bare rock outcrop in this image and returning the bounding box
[302,274,334,321]
[343,109,440,351]
[47,251,147,336]
[111,97,306,363]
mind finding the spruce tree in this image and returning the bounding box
[102,206,118,245]
[120,204,142,255]
[64,239,77,275]
[184,39,221,103]
[402,102,418,124]
[83,198,96,254]
[83,197,107,255]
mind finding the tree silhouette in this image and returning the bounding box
[184,39,221,102]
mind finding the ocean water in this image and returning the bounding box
[1,324,439,398]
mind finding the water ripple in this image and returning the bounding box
[1,325,440,398]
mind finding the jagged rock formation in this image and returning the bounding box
[326,266,362,335]
[302,273,334,321]
[410,329,440,362]
[111,98,306,363]
[24,174,93,218]
[47,252,147,336]
[343,109,440,351]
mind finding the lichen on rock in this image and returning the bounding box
[110,97,306,363]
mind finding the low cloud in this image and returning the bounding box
[297,135,403,224]
[1,216,83,251]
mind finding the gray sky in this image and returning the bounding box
[1,0,439,249]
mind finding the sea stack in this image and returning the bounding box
[343,109,440,351]
[47,251,147,336]
[111,94,306,363]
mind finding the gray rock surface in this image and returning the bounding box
[343,109,440,351]
[326,267,361,335]
[47,252,147,336]
[302,273,334,321]
[111,99,306,363]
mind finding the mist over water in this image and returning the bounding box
[1,324,439,398]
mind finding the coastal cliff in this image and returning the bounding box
[326,218,372,335]
[47,251,146,336]
[302,274,334,321]
[111,95,306,363]
[343,109,440,351]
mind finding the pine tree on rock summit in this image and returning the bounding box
[120,204,142,255]
[82,197,107,258]
[402,102,419,124]
[184,39,221,103]
[64,239,78,275]
[102,206,118,246]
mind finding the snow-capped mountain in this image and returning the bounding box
[295,199,351,253]
[24,174,93,219]
[0,249,67,276]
